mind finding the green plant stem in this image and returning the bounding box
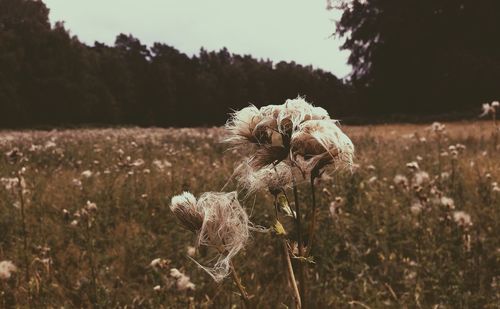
[292,179,306,308]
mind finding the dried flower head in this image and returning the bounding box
[452,211,472,228]
[480,102,497,117]
[410,202,423,216]
[406,161,419,171]
[234,160,293,196]
[329,197,344,217]
[412,171,430,186]
[150,258,169,269]
[224,105,271,147]
[171,191,250,282]
[0,260,17,280]
[430,122,446,134]
[224,97,354,178]
[290,119,354,176]
[394,174,409,187]
[169,268,196,291]
[440,196,455,209]
[170,192,204,232]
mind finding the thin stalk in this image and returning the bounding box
[214,244,251,308]
[228,261,251,309]
[493,112,498,150]
[282,240,302,309]
[16,173,31,308]
[305,176,317,257]
[274,196,301,309]
[292,178,306,307]
[84,219,98,305]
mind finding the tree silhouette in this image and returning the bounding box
[335,0,500,116]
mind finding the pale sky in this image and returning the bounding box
[43,0,351,78]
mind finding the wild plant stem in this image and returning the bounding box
[282,240,302,309]
[274,195,301,309]
[305,176,317,257]
[292,179,306,308]
[229,261,251,309]
[84,220,98,305]
[16,173,31,307]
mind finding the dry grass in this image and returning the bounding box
[0,122,499,308]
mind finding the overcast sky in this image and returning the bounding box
[43,0,351,78]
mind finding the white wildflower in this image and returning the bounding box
[150,258,169,269]
[394,174,409,187]
[413,171,430,186]
[410,202,423,216]
[81,170,93,178]
[187,246,196,257]
[0,261,17,280]
[406,161,419,171]
[453,211,472,228]
[440,196,455,209]
[169,268,195,291]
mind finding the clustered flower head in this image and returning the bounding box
[225,97,354,180]
[0,260,17,280]
[170,191,249,282]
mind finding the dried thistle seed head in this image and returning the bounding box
[248,145,288,169]
[193,191,250,282]
[277,97,327,135]
[170,192,204,232]
[290,119,354,173]
[224,105,271,146]
[235,160,292,196]
[259,104,283,119]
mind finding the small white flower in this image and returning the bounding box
[0,261,17,280]
[410,202,423,215]
[453,211,472,228]
[440,197,455,209]
[81,170,93,178]
[187,246,196,257]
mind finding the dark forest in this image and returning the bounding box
[0,0,499,128]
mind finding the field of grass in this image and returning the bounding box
[0,121,499,308]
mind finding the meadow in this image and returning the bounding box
[0,121,499,308]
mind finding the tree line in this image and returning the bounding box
[0,0,357,128]
[1,0,498,128]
